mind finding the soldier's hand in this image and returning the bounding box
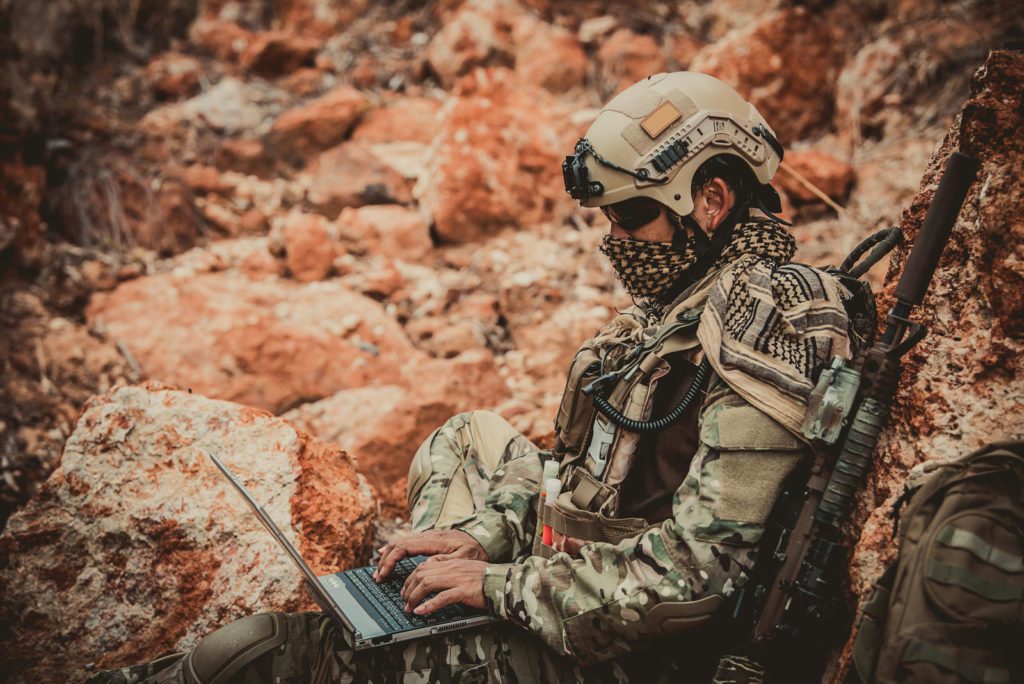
[401,558,487,615]
[374,529,487,582]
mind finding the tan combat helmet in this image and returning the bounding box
[562,71,784,217]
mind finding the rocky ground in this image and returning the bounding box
[0,0,1021,682]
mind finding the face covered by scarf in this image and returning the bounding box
[599,233,698,310]
[599,219,797,317]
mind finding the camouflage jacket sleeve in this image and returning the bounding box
[480,382,806,663]
[449,448,544,563]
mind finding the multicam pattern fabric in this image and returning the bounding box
[475,388,781,666]
[408,411,541,536]
[87,221,846,683]
[90,383,800,683]
[599,234,697,311]
[696,219,853,434]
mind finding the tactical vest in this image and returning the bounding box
[533,284,711,558]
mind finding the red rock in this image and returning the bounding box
[669,32,704,69]
[404,349,512,415]
[189,18,255,62]
[276,0,371,38]
[270,85,370,162]
[239,208,270,235]
[239,31,321,76]
[133,180,203,256]
[284,349,511,508]
[351,54,379,89]
[350,96,442,144]
[425,0,517,88]
[239,246,284,280]
[337,204,433,263]
[596,29,667,94]
[774,149,856,206]
[85,271,421,414]
[359,259,406,299]
[144,52,202,100]
[214,137,270,176]
[415,67,577,243]
[690,7,848,142]
[306,141,412,215]
[279,67,327,97]
[406,318,484,359]
[141,77,289,137]
[180,164,232,195]
[515,23,588,92]
[836,51,1024,678]
[282,212,337,282]
[0,384,376,682]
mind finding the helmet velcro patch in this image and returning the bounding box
[641,101,683,138]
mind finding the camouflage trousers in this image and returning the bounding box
[93,411,588,684]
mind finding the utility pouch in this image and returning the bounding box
[532,466,652,558]
[553,345,601,456]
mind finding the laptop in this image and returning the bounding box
[209,454,494,650]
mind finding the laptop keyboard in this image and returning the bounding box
[347,557,467,632]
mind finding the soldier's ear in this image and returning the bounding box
[704,178,734,233]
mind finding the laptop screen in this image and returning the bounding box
[208,453,342,617]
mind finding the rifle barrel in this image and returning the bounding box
[894,152,980,306]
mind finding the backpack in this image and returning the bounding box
[848,441,1024,684]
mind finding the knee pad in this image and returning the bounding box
[184,613,288,684]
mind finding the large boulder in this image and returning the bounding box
[140,77,290,137]
[269,85,370,162]
[239,31,321,76]
[305,141,413,215]
[284,349,511,510]
[350,96,443,144]
[596,29,667,95]
[280,211,339,282]
[0,383,377,683]
[337,204,434,263]
[424,0,517,88]
[513,19,588,93]
[690,6,848,142]
[415,67,577,243]
[836,51,1024,678]
[774,149,856,207]
[85,271,421,414]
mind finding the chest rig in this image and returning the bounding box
[534,286,713,558]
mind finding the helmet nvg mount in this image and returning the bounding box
[563,72,784,217]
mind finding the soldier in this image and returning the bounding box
[91,72,853,683]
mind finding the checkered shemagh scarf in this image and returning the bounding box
[599,233,698,314]
[600,219,797,319]
[695,220,854,435]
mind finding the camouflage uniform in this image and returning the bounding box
[94,378,802,684]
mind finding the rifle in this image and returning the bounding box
[714,151,980,683]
